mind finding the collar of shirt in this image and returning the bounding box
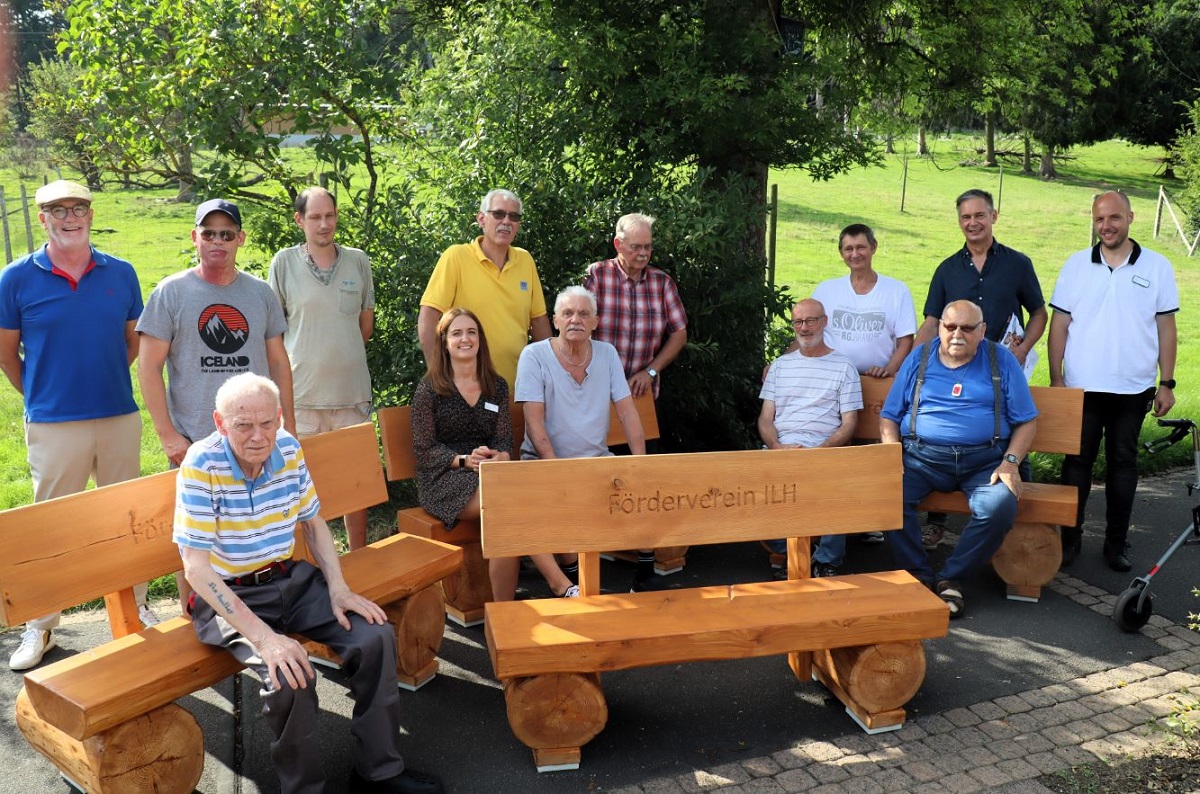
[1090,239,1142,269]
[221,436,286,488]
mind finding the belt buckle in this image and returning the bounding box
[251,566,274,586]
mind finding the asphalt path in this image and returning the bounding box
[1,468,1197,793]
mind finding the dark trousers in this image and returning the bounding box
[1060,388,1154,545]
[192,561,405,794]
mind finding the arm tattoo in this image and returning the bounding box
[207,581,236,615]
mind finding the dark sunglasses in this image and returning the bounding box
[485,209,522,222]
[941,322,981,333]
[198,229,239,242]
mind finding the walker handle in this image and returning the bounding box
[1143,419,1194,454]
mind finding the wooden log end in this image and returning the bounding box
[396,659,439,692]
[503,674,608,753]
[385,585,446,676]
[17,689,204,794]
[991,522,1061,588]
[814,641,926,715]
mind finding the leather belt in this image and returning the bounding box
[224,558,294,587]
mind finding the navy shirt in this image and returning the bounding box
[922,241,1045,343]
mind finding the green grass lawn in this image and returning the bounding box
[770,136,1198,475]
[0,137,1196,510]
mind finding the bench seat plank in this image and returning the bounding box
[485,571,948,679]
[22,534,462,741]
[919,482,1077,526]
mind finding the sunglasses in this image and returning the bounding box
[198,229,240,242]
[941,322,981,333]
[485,209,522,222]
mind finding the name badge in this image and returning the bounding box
[1131,275,1150,288]
[520,281,529,291]
[951,383,963,397]
[484,402,499,413]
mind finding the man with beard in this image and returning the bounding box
[881,300,1038,618]
[759,298,862,578]
[1048,191,1179,572]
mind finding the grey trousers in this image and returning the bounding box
[192,561,405,794]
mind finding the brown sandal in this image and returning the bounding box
[936,580,964,619]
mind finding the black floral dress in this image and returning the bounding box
[410,376,512,527]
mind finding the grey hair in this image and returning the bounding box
[955,189,994,212]
[479,189,523,214]
[615,212,655,239]
[555,285,598,316]
[215,373,281,417]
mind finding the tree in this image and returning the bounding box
[24,58,101,188]
[2,0,67,127]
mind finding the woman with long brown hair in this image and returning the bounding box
[411,308,578,600]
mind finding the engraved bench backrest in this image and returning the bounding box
[479,444,902,558]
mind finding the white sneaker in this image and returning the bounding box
[10,628,54,671]
[138,605,162,628]
[560,584,580,598]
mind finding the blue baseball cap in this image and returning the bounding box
[195,199,242,227]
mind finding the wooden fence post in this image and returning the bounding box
[0,187,11,265]
[20,184,34,253]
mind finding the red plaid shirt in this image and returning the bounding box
[583,258,688,395]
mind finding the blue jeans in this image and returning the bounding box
[891,438,1018,584]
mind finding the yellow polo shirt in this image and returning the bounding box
[420,237,547,384]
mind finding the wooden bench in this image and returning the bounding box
[1,423,462,793]
[479,444,949,771]
[856,376,1083,601]
[379,389,679,628]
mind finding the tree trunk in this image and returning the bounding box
[1022,135,1033,175]
[1039,145,1058,179]
[175,143,195,202]
[917,126,928,156]
[984,115,997,168]
[885,133,895,155]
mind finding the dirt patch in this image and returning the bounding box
[1040,748,1200,793]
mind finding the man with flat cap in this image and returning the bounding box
[1,181,155,671]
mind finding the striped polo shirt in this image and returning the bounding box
[174,429,321,578]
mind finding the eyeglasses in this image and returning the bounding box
[45,204,90,220]
[198,229,240,242]
[485,209,522,222]
[941,322,981,334]
[792,316,824,327]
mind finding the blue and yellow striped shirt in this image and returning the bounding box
[174,429,321,578]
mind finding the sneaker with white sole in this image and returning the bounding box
[139,604,162,628]
[860,531,886,544]
[560,584,580,598]
[10,628,55,671]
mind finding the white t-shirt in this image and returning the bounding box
[812,274,917,373]
[759,350,862,447]
[1049,242,1178,394]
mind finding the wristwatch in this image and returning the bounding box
[458,455,468,469]
[646,368,658,379]
[1160,379,1176,389]
[1002,453,1021,466]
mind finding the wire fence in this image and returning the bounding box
[1153,185,1199,257]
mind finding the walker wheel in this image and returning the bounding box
[1113,587,1153,632]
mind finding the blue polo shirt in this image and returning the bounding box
[923,241,1045,343]
[0,245,142,422]
[882,339,1038,445]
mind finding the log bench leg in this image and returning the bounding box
[302,585,447,691]
[16,688,204,794]
[503,673,608,772]
[991,522,1062,603]
[387,585,447,691]
[811,641,926,734]
[441,540,492,627]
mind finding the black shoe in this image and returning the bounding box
[811,563,839,578]
[1103,541,1132,573]
[630,573,673,593]
[1060,527,1082,568]
[350,768,443,794]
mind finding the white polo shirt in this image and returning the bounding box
[1049,241,1178,394]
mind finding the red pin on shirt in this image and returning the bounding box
[952,383,963,397]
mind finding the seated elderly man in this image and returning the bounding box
[759,298,862,578]
[880,300,1038,618]
[516,285,652,590]
[174,373,441,794]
